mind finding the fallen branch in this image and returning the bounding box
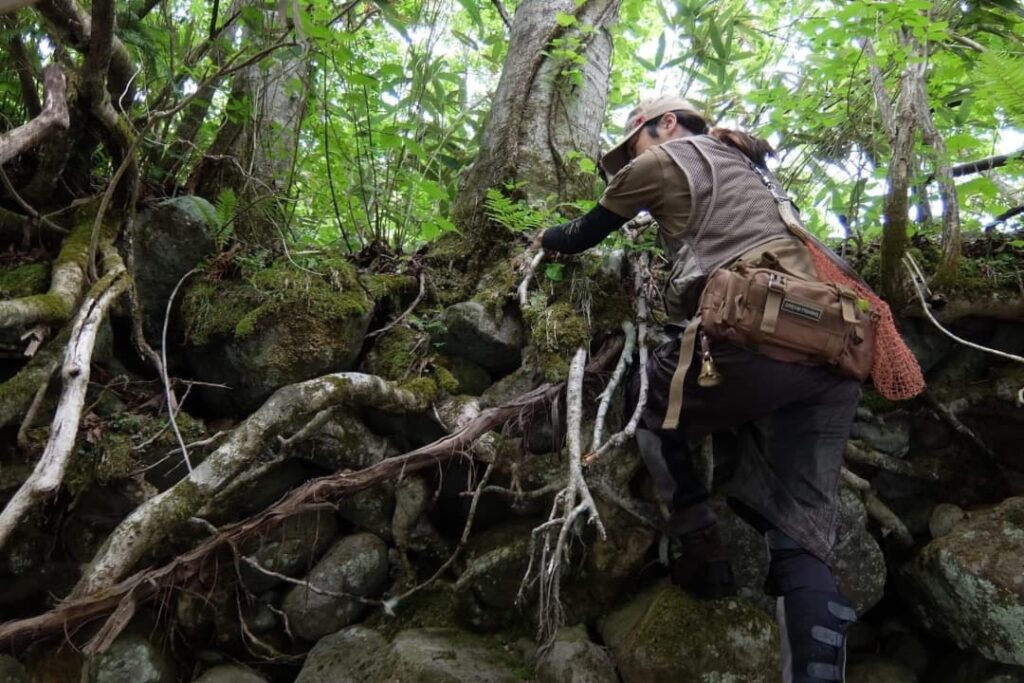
[841,467,913,547]
[0,64,69,166]
[0,337,623,649]
[844,440,939,480]
[0,260,128,550]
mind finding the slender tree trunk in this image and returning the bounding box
[453,0,621,242]
[187,0,307,245]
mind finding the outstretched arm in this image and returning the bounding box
[540,204,630,254]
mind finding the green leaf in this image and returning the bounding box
[655,33,666,68]
[545,263,565,282]
[556,11,576,27]
[456,0,484,29]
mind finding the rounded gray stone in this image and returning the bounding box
[282,533,389,641]
[88,632,175,683]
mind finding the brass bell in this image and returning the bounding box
[697,331,722,388]
[698,355,723,388]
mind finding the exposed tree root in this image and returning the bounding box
[520,347,607,645]
[0,338,622,651]
[0,64,69,166]
[0,257,128,550]
[0,221,96,332]
[73,373,434,597]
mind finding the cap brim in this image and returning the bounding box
[600,124,643,178]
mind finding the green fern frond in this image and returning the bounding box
[483,188,558,232]
[975,51,1024,124]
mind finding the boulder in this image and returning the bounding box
[181,257,373,416]
[295,626,388,683]
[387,628,527,682]
[935,653,1024,683]
[454,522,534,630]
[282,533,389,641]
[133,196,219,341]
[294,626,529,683]
[300,413,397,472]
[239,509,339,593]
[192,665,268,683]
[437,301,525,375]
[716,488,886,614]
[0,655,27,683]
[902,496,1024,664]
[599,579,778,683]
[535,625,619,683]
[443,355,493,395]
[846,655,918,683]
[88,631,175,683]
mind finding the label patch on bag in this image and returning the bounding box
[781,298,823,321]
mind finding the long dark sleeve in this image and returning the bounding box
[541,204,630,254]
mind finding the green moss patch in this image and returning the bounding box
[65,411,207,495]
[0,263,50,298]
[182,250,371,345]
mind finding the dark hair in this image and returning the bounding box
[644,110,775,168]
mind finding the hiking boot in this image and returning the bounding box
[777,589,856,682]
[667,524,736,600]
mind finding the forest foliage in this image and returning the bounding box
[2,0,1021,259]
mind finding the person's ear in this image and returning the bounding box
[660,111,678,134]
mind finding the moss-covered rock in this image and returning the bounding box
[133,196,219,341]
[437,301,525,375]
[599,579,778,683]
[294,625,531,683]
[454,521,536,632]
[181,252,373,415]
[65,411,207,495]
[901,496,1024,665]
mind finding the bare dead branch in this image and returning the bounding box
[841,467,913,547]
[844,440,938,480]
[0,64,69,166]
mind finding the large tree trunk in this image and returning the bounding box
[453,0,620,242]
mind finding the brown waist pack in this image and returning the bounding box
[698,255,877,381]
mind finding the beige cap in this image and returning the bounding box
[600,95,703,177]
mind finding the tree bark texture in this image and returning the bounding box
[453,0,620,240]
[188,0,307,244]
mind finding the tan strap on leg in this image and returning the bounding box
[661,317,701,430]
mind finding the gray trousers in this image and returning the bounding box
[632,330,861,563]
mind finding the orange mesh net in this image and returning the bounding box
[805,242,925,401]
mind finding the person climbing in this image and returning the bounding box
[532,95,924,683]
